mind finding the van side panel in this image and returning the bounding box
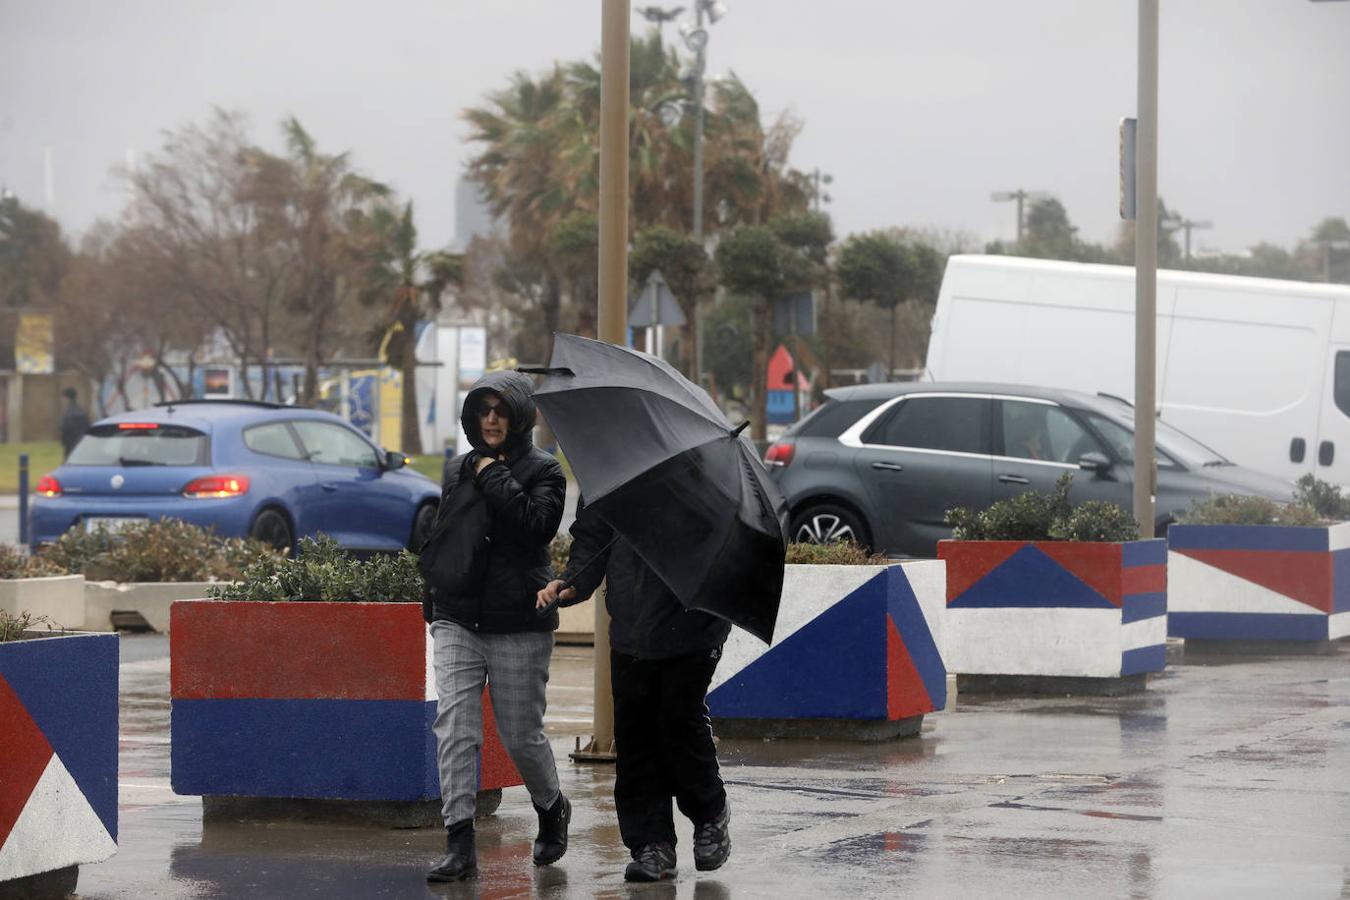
[1163,285,1330,481]
[926,257,1172,401]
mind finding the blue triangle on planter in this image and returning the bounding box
[948,545,1116,610]
[708,572,888,720]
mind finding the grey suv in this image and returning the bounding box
[765,382,1294,558]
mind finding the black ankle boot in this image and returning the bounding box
[532,793,571,865]
[427,819,477,882]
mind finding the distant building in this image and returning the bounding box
[450,177,497,252]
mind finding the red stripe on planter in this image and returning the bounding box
[479,691,523,790]
[1176,549,1333,614]
[171,601,426,700]
[0,674,55,847]
[938,541,1026,601]
[1035,542,1124,606]
[886,616,929,721]
[1122,564,1166,596]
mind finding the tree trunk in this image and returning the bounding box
[751,298,770,442]
[889,304,898,382]
[399,296,423,455]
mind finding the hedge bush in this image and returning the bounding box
[0,544,66,579]
[0,610,59,642]
[37,519,276,582]
[946,472,1139,543]
[209,535,423,603]
[1177,493,1324,527]
[785,542,890,565]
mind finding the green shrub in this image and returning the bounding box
[946,472,1137,543]
[0,610,59,642]
[785,542,890,565]
[0,545,67,579]
[550,534,573,574]
[1049,502,1140,543]
[208,535,423,603]
[1178,493,1325,527]
[1292,474,1350,521]
[37,519,276,582]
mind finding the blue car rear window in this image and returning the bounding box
[67,424,209,467]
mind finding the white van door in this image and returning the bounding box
[1312,347,1350,488]
[1162,284,1331,482]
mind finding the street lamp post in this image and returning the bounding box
[683,1,725,387]
[991,188,1048,245]
[1162,214,1212,261]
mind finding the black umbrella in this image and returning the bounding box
[525,333,788,644]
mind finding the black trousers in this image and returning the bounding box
[611,648,727,852]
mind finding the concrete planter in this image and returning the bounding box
[937,539,1167,690]
[554,596,594,645]
[84,580,217,633]
[0,632,119,890]
[0,575,85,631]
[169,600,521,820]
[1168,524,1350,642]
[707,561,947,740]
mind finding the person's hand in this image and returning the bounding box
[537,579,576,609]
[475,454,496,475]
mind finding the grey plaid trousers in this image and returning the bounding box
[429,620,561,825]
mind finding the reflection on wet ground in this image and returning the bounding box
[73,638,1350,898]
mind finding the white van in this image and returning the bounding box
[924,255,1350,486]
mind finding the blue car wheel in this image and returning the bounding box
[249,508,294,553]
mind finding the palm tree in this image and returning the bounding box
[359,201,464,454]
[261,117,390,405]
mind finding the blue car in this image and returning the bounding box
[30,400,440,554]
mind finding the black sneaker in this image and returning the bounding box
[624,842,678,882]
[693,802,731,871]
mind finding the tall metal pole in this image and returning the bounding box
[1133,0,1159,538]
[575,0,630,762]
[690,1,707,386]
[1015,191,1025,245]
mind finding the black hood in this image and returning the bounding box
[460,370,538,455]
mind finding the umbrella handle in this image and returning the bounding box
[536,534,620,617]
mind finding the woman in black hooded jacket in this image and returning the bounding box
[418,370,569,881]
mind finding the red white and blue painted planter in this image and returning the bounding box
[169,601,520,803]
[1168,524,1350,642]
[937,539,1167,678]
[1,633,118,884]
[708,561,947,723]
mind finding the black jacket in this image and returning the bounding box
[561,500,731,660]
[420,371,566,633]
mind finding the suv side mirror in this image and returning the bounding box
[383,450,408,471]
[1078,451,1111,473]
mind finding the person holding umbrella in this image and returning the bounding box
[529,334,790,883]
[538,511,732,882]
[419,370,571,882]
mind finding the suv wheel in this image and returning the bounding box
[790,504,870,549]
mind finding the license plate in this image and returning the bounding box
[83,517,142,533]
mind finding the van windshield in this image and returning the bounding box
[1084,412,1227,469]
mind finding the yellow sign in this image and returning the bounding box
[15,312,54,374]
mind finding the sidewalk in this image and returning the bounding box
[69,635,1350,898]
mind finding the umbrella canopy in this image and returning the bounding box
[529,333,788,643]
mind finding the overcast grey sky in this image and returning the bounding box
[2,0,1347,256]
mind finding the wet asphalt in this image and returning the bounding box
[72,635,1349,899]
